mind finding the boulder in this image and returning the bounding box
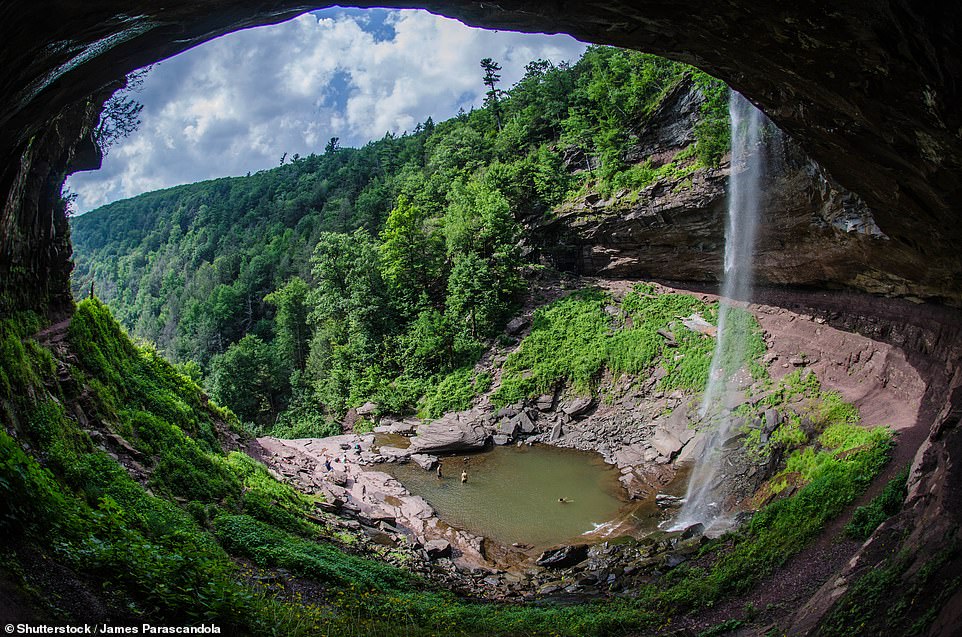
[424,539,452,559]
[681,313,717,337]
[519,411,537,434]
[374,418,418,434]
[764,408,780,432]
[409,453,438,470]
[407,411,489,454]
[537,544,589,568]
[496,405,520,419]
[356,401,377,416]
[549,421,564,442]
[656,494,684,509]
[562,396,595,417]
[378,446,410,460]
[680,522,705,540]
[506,316,527,334]
[649,428,684,460]
[492,434,510,445]
[498,417,519,437]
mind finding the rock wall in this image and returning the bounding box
[530,77,932,300]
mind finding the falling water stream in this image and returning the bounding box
[672,91,769,532]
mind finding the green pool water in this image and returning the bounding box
[379,444,627,548]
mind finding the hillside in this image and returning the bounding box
[70,47,728,432]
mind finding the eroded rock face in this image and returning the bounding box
[532,78,931,300]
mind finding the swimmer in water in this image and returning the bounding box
[558,497,572,503]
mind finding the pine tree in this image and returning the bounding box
[480,57,504,131]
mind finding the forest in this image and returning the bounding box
[71,45,729,436]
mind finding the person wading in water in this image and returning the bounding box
[461,470,468,484]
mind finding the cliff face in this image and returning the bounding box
[534,80,931,300]
[1,1,961,634]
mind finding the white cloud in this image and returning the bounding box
[67,9,586,213]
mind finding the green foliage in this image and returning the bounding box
[214,514,415,592]
[379,195,444,316]
[692,70,731,166]
[2,295,908,637]
[495,289,612,403]
[264,276,311,373]
[420,367,491,418]
[494,285,745,405]
[207,334,283,425]
[845,466,909,540]
[0,312,51,399]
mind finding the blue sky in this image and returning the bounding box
[66,8,586,214]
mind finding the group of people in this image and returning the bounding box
[435,462,468,483]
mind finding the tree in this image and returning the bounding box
[307,230,394,412]
[265,277,311,373]
[379,195,444,315]
[481,57,504,130]
[207,334,280,425]
[95,68,149,156]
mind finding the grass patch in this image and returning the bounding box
[493,284,764,405]
[420,367,492,418]
[845,466,909,540]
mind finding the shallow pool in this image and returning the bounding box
[379,444,627,548]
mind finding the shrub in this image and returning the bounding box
[845,466,910,540]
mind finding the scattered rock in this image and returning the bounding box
[549,421,564,442]
[496,405,520,419]
[657,328,678,346]
[535,394,554,411]
[492,434,510,445]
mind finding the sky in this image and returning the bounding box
[66,8,587,214]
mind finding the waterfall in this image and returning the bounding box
[672,91,768,532]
